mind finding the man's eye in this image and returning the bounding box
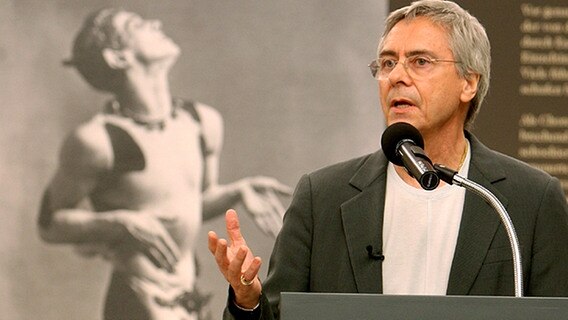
[381,59,397,69]
[132,20,144,29]
[412,57,431,66]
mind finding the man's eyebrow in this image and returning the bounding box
[378,49,435,58]
[378,50,397,58]
[122,14,141,32]
[406,50,435,57]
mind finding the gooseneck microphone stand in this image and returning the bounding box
[434,164,524,298]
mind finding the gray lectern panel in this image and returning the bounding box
[280,292,568,320]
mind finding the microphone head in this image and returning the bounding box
[381,122,424,166]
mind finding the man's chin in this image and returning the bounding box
[159,51,181,69]
[386,118,419,128]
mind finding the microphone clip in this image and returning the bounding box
[366,245,385,261]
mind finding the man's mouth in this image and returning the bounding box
[392,99,415,108]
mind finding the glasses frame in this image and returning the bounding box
[368,55,460,80]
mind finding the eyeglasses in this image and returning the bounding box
[368,55,460,80]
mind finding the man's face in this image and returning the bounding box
[112,11,180,65]
[377,17,474,137]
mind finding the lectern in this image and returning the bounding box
[280,292,568,320]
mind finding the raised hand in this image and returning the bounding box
[239,176,292,237]
[208,209,263,309]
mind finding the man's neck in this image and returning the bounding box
[423,131,468,168]
[117,70,173,124]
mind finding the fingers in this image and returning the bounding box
[252,206,281,238]
[227,246,263,309]
[213,238,231,277]
[209,211,261,278]
[208,216,263,308]
[265,190,286,236]
[239,177,289,237]
[263,189,286,227]
[228,246,262,284]
[241,255,262,282]
[241,185,267,216]
[243,188,284,237]
[265,189,286,217]
[148,234,181,272]
[268,177,292,194]
[207,230,219,255]
[159,227,182,260]
[225,209,247,247]
[209,231,255,284]
[271,181,293,196]
[122,215,180,272]
[227,246,247,279]
[250,176,293,196]
[208,231,229,277]
[138,221,180,272]
[147,247,174,272]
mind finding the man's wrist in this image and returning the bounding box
[233,299,260,312]
[227,286,261,318]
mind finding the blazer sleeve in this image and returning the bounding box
[526,176,568,296]
[223,287,272,320]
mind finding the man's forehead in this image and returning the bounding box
[380,18,451,56]
[112,11,141,32]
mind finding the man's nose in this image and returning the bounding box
[149,19,162,30]
[387,60,412,85]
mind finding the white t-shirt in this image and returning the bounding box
[382,143,471,295]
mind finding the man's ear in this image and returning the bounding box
[460,73,480,103]
[102,48,129,69]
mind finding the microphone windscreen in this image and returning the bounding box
[381,122,424,166]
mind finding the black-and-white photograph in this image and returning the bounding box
[0,1,384,319]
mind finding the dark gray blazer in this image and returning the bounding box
[226,133,568,320]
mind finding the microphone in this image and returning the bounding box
[366,245,385,261]
[381,122,440,190]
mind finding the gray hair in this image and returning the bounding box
[378,0,491,129]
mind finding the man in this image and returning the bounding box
[38,8,291,320]
[208,1,568,319]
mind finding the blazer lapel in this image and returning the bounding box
[447,134,509,295]
[340,151,388,293]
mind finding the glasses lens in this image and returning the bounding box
[406,56,431,78]
[369,60,379,78]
